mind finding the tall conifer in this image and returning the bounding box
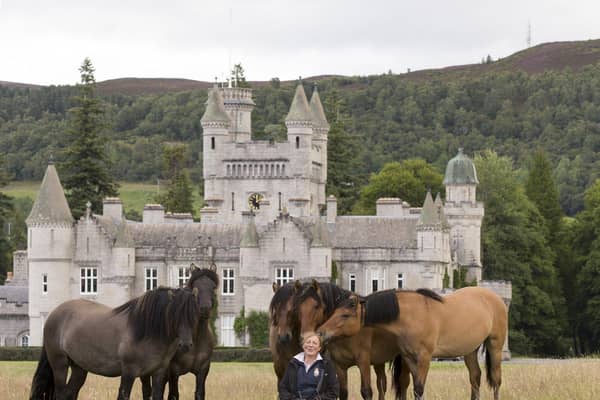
[61,58,118,219]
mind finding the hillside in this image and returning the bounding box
[3,40,600,94]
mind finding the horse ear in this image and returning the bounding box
[193,287,199,298]
[294,280,302,292]
[272,282,280,293]
[209,262,217,272]
[190,262,199,271]
[350,294,359,309]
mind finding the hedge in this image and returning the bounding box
[0,347,272,362]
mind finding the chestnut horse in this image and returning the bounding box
[292,280,400,400]
[317,286,508,400]
[30,287,200,400]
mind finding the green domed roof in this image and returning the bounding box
[443,148,479,185]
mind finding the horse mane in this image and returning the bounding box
[269,283,295,325]
[113,287,199,342]
[364,289,399,325]
[187,268,219,289]
[416,288,444,303]
[293,282,353,319]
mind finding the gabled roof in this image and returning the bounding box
[309,85,329,130]
[26,163,73,226]
[285,83,313,123]
[443,148,479,185]
[201,86,231,126]
[329,217,417,249]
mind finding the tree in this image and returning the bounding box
[0,153,13,283]
[61,58,118,219]
[231,63,250,88]
[352,159,443,215]
[475,150,567,355]
[155,144,194,215]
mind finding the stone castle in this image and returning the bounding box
[0,82,511,348]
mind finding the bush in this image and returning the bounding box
[246,310,270,348]
[0,347,42,361]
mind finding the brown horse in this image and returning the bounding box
[292,280,400,400]
[30,287,200,400]
[317,286,508,400]
[160,264,220,400]
[269,282,302,382]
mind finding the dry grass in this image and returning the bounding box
[2,359,598,400]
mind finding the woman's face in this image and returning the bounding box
[303,334,321,357]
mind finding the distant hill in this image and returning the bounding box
[2,39,600,95]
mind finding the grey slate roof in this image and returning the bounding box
[240,219,259,247]
[26,163,73,226]
[309,86,329,129]
[0,286,28,304]
[129,222,243,248]
[443,148,479,185]
[434,193,450,229]
[329,217,417,249]
[418,191,437,225]
[285,84,313,123]
[201,87,231,125]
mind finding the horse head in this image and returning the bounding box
[168,288,200,353]
[187,262,219,319]
[293,279,328,344]
[269,282,295,345]
[317,293,364,344]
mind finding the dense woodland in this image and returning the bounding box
[2,54,600,355]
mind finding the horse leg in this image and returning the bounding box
[393,356,410,400]
[140,375,152,400]
[357,358,374,400]
[464,350,481,400]
[194,360,211,400]
[151,369,168,400]
[337,366,349,400]
[373,363,386,400]
[167,373,179,400]
[409,353,431,400]
[66,362,88,399]
[47,352,69,400]
[484,338,503,400]
[117,373,135,400]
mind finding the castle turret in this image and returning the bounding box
[221,86,255,143]
[286,82,313,148]
[443,148,484,279]
[417,191,451,288]
[309,84,329,208]
[202,86,231,208]
[26,161,74,345]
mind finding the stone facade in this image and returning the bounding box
[0,82,511,349]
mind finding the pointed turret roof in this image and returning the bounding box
[26,163,73,226]
[417,191,437,226]
[285,83,312,123]
[309,85,329,130]
[443,148,479,185]
[240,217,259,247]
[201,86,231,126]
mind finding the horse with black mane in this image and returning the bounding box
[317,286,508,400]
[292,280,401,400]
[30,286,201,400]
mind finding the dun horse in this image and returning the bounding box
[293,280,400,400]
[30,287,201,400]
[144,263,219,400]
[317,286,508,400]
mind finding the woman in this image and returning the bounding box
[278,332,339,400]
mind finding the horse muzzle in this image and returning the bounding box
[178,340,193,353]
[277,333,291,345]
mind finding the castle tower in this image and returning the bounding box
[443,148,484,282]
[222,86,255,143]
[26,162,74,346]
[309,84,330,210]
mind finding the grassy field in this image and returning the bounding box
[2,359,599,400]
[3,181,204,216]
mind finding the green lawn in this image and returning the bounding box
[3,181,204,216]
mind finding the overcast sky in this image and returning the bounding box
[1,0,599,85]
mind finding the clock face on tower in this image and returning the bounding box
[248,193,263,211]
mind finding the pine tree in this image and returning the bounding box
[61,58,118,219]
[155,145,194,215]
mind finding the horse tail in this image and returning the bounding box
[483,340,494,388]
[30,346,54,400]
[390,354,403,400]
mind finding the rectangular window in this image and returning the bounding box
[372,279,378,292]
[21,335,29,347]
[222,268,235,295]
[349,273,356,292]
[178,267,190,288]
[275,267,294,286]
[220,314,236,347]
[397,273,404,289]
[145,268,158,291]
[80,267,98,294]
[42,273,48,294]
